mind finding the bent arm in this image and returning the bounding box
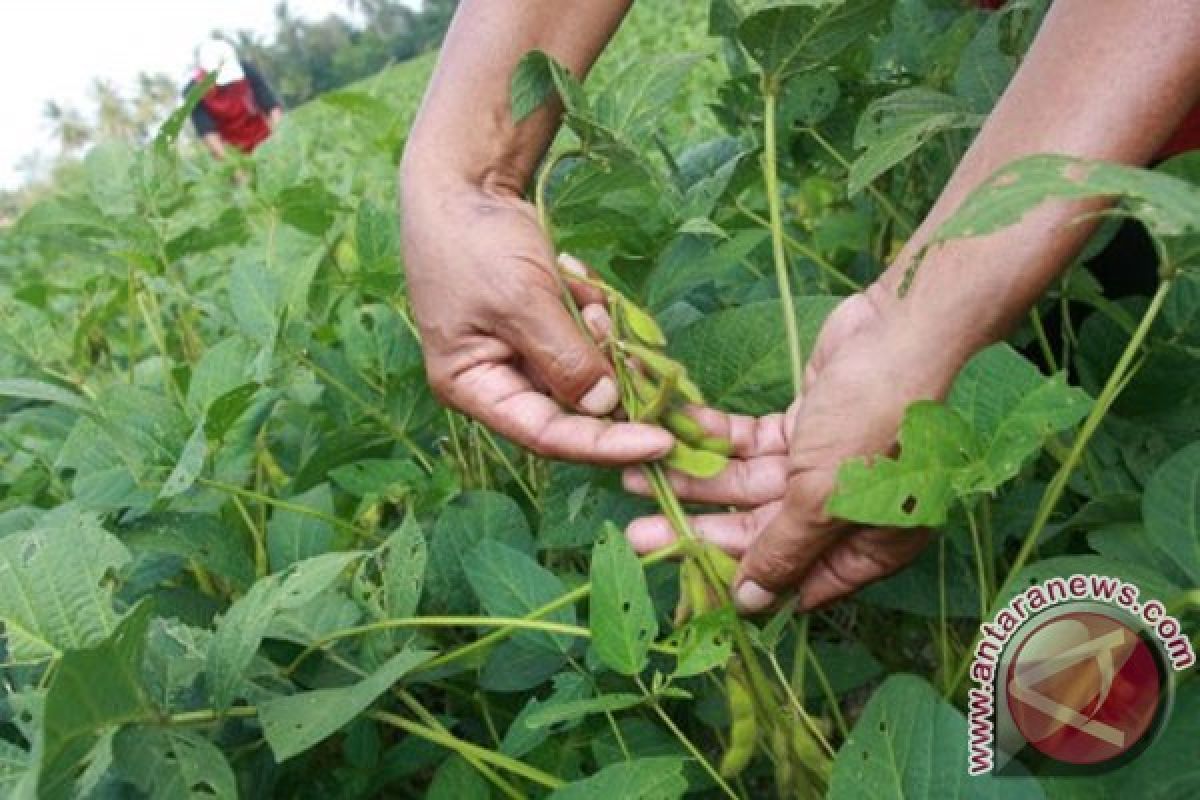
[400,0,631,197]
[875,0,1200,364]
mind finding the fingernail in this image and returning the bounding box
[582,304,611,340]
[580,376,618,415]
[558,252,587,278]
[734,580,775,613]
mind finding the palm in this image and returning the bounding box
[626,293,939,611]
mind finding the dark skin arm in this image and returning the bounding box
[399,1,677,465]
[625,0,1200,611]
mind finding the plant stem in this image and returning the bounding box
[635,675,739,800]
[196,477,380,543]
[287,614,675,675]
[412,539,686,676]
[802,126,913,234]
[735,200,863,292]
[397,689,524,800]
[370,710,565,790]
[763,88,805,395]
[1005,277,1172,589]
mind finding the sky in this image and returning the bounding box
[0,0,391,190]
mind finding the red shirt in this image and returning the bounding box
[978,0,1198,159]
[187,63,280,153]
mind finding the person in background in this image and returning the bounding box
[400,1,1200,614]
[186,39,283,160]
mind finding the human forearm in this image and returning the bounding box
[400,0,630,196]
[874,0,1200,366]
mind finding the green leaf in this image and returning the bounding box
[831,345,1092,527]
[159,421,207,498]
[850,89,983,195]
[931,154,1200,249]
[121,513,255,591]
[669,297,837,414]
[260,649,434,761]
[42,603,154,774]
[949,344,1092,488]
[538,464,655,550]
[510,51,561,123]
[0,740,30,793]
[827,401,979,527]
[589,525,657,675]
[208,552,362,709]
[0,379,92,414]
[1141,441,1200,585]
[382,514,427,619]
[0,513,130,664]
[737,0,891,83]
[500,673,590,758]
[829,674,1043,799]
[524,693,644,730]
[547,757,687,800]
[112,728,237,800]
[228,259,280,346]
[464,540,576,654]
[355,201,401,274]
[426,755,490,800]
[267,483,337,571]
[330,459,423,499]
[668,607,735,678]
[426,491,535,614]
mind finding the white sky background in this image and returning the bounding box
[0,0,417,190]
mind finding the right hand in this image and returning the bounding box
[401,179,674,465]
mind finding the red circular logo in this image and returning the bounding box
[1005,611,1163,765]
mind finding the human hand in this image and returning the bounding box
[401,180,674,465]
[624,289,966,612]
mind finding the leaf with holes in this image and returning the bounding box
[588,524,658,676]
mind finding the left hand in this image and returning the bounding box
[623,289,964,612]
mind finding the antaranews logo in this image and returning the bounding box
[966,573,1194,777]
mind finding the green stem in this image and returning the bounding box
[964,503,992,617]
[1028,306,1059,373]
[287,614,675,675]
[230,495,269,578]
[805,650,848,742]
[196,477,380,543]
[295,351,434,473]
[735,200,863,292]
[635,675,740,800]
[397,689,524,800]
[412,540,686,676]
[802,126,913,234]
[1005,277,1172,589]
[370,710,565,790]
[763,88,805,395]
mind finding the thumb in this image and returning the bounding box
[508,290,618,415]
[731,476,842,613]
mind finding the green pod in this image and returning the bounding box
[663,409,708,446]
[718,662,758,778]
[702,543,739,586]
[664,440,727,479]
[698,435,734,456]
[682,558,711,618]
[617,296,667,348]
[676,374,706,406]
[631,370,677,422]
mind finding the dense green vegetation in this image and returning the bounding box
[1,1,1198,797]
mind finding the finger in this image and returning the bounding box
[451,361,673,464]
[627,502,781,556]
[733,473,843,613]
[581,303,612,342]
[502,285,618,415]
[558,253,607,308]
[676,406,791,458]
[794,528,929,611]
[622,455,789,506]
